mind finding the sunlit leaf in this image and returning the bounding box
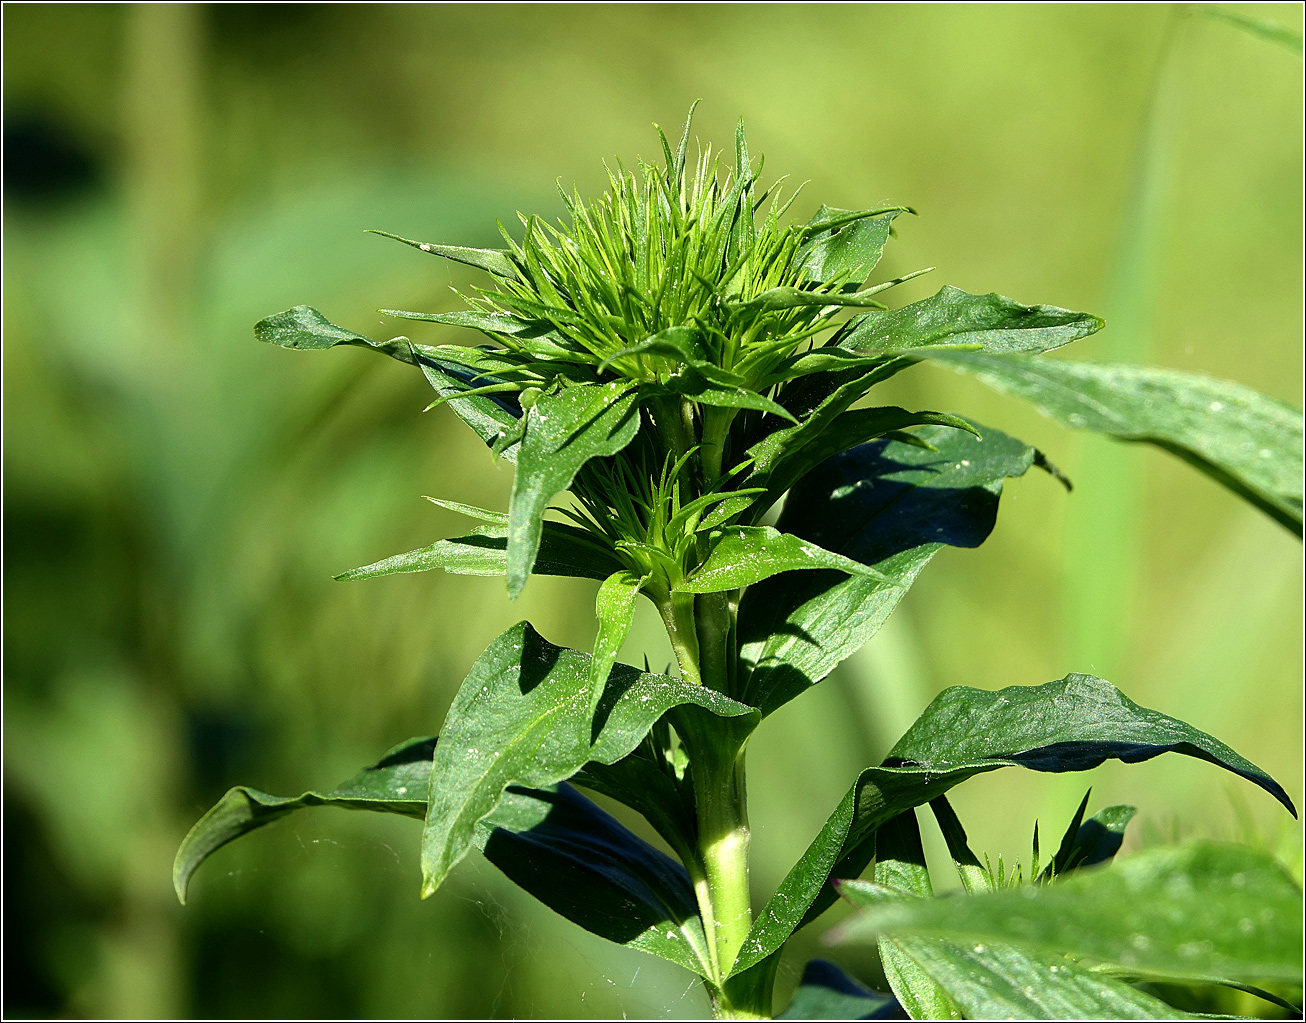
[797,205,909,289]
[173,735,435,905]
[508,383,640,597]
[589,570,646,696]
[680,525,886,594]
[366,228,521,278]
[334,521,623,583]
[838,286,1102,357]
[837,840,1303,987]
[836,882,1200,1022]
[255,303,419,362]
[738,424,1039,717]
[730,675,1292,975]
[421,622,757,897]
[873,812,963,1019]
[935,353,1305,534]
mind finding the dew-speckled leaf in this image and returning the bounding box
[774,959,900,1020]
[887,675,1292,813]
[838,841,1303,988]
[936,353,1305,535]
[837,286,1102,357]
[738,424,1037,717]
[334,521,623,583]
[589,571,645,697]
[509,383,640,597]
[730,675,1292,976]
[421,622,757,897]
[255,304,418,363]
[797,205,907,288]
[834,883,1200,1022]
[680,526,886,595]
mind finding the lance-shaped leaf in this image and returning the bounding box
[680,526,887,595]
[837,286,1103,357]
[508,382,640,597]
[335,521,623,583]
[481,783,712,976]
[366,228,520,278]
[845,815,1193,1019]
[663,372,798,422]
[1033,790,1138,882]
[589,571,645,697]
[173,735,436,904]
[729,674,1292,976]
[733,269,932,314]
[738,424,1038,717]
[172,738,712,977]
[744,406,981,514]
[1053,803,1137,876]
[381,307,548,338]
[837,840,1303,988]
[256,304,419,363]
[422,622,758,897]
[929,796,995,895]
[774,959,900,1020]
[934,352,1305,534]
[797,205,910,289]
[873,812,963,1019]
[835,884,1202,1021]
[254,305,527,455]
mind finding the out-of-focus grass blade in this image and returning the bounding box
[1189,6,1304,56]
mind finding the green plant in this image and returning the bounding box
[174,110,1302,1019]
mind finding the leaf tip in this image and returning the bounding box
[172,861,190,905]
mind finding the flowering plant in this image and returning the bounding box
[175,110,1301,1019]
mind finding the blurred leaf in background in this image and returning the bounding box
[3,4,1300,1018]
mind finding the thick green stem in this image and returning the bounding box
[658,591,701,685]
[695,591,735,695]
[694,752,755,1003]
[663,592,768,1017]
[699,407,736,488]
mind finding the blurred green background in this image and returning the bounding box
[3,4,1301,1018]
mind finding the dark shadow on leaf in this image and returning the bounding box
[369,736,437,771]
[413,351,524,417]
[481,783,698,948]
[588,664,648,744]
[518,626,564,696]
[1003,740,1293,813]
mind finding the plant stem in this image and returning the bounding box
[671,594,767,1018]
[659,591,702,685]
[694,751,758,1015]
